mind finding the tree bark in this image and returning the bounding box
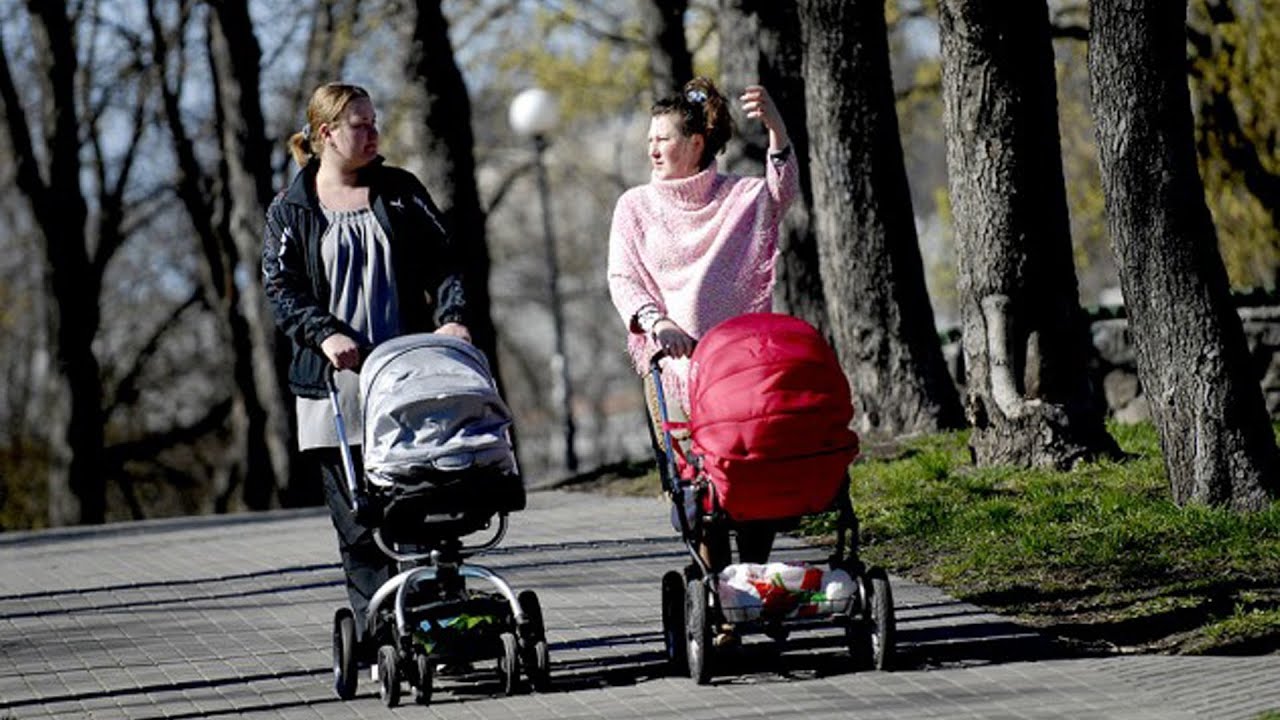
[407,0,501,378]
[798,0,964,437]
[639,0,692,100]
[940,0,1117,467]
[1090,0,1278,510]
[718,0,828,337]
[207,0,296,509]
[0,2,106,525]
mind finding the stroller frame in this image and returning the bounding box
[325,365,550,707]
[648,351,895,683]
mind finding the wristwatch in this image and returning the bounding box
[636,304,665,339]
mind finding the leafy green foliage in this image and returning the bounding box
[1189,0,1280,289]
[483,2,718,125]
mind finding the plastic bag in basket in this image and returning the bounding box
[717,562,856,622]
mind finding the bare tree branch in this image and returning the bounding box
[102,398,234,468]
[542,0,639,46]
[453,1,515,51]
[0,21,47,207]
[483,158,533,215]
[104,288,205,418]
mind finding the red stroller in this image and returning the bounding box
[649,313,896,683]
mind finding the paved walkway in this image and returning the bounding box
[0,489,1276,719]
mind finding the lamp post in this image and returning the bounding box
[509,87,578,474]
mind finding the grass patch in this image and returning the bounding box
[808,421,1280,654]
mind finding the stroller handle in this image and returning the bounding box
[647,348,669,374]
[325,365,370,520]
[647,352,677,483]
[648,350,712,579]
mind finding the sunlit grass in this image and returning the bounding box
[800,421,1280,653]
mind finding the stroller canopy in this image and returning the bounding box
[359,334,517,487]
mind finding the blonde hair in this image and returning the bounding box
[287,82,372,167]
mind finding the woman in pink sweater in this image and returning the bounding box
[607,77,798,582]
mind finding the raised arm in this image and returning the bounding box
[741,85,798,209]
[741,85,789,154]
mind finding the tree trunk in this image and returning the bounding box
[939,0,1117,467]
[718,0,828,337]
[0,2,106,525]
[407,0,502,378]
[145,0,269,511]
[207,0,296,509]
[1090,0,1278,510]
[639,0,692,100]
[798,0,964,437]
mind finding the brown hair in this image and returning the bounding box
[650,76,733,170]
[286,82,371,167]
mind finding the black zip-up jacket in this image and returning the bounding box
[262,157,467,398]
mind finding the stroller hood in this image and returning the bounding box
[359,334,517,487]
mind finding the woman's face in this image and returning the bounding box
[321,97,379,170]
[648,113,704,181]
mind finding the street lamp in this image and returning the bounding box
[509,87,578,474]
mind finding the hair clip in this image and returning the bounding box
[685,88,707,104]
[301,123,312,141]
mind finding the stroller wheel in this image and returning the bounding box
[412,653,433,705]
[377,644,401,707]
[844,610,873,670]
[331,608,358,700]
[497,631,521,696]
[517,590,552,692]
[865,566,896,671]
[526,637,550,692]
[660,571,687,675]
[684,578,713,685]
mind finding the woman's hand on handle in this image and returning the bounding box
[320,333,362,371]
[653,318,696,358]
[435,322,472,344]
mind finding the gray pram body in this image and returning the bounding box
[357,334,523,535]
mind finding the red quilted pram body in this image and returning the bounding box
[675,312,860,521]
[649,313,895,683]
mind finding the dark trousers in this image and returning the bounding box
[702,521,776,570]
[311,447,393,639]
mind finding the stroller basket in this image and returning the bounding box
[716,561,858,623]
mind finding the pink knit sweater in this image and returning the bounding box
[607,151,799,407]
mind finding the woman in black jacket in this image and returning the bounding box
[262,82,470,654]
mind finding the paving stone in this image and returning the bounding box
[1,490,1277,719]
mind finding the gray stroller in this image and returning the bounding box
[327,333,549,706]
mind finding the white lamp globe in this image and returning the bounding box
[509,87,559,137]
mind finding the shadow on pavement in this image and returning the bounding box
[0,667,330,714]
